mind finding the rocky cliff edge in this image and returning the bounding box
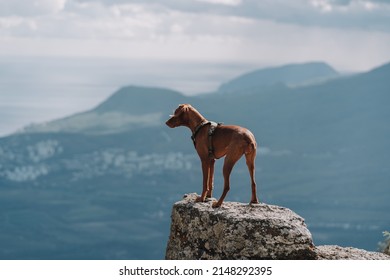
[165,193,390,260]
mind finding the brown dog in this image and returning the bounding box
[166,104,259,208]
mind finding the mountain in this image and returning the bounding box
[218,62,339,94]
[94,85,184,114]
[22,86,186,135]
[1,61,389,260]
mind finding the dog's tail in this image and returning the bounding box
[245,141,256,155]
[244,130,257,155]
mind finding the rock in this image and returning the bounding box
[382,233,390,256]
[316,245,390,260]
[384,242,390,256]
[165,193,390,260]
[165,193,317,260]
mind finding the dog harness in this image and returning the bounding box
[191,121,222,159]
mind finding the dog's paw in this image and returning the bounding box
[195,196,204,203]
[212,201,221,208]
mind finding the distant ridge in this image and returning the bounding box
[355,61,390,82]
[218,62,339,94]
[94,85,185,114]
[21,86,186,135]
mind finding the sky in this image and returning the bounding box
[1,0,390,71]
[1,0,390,136]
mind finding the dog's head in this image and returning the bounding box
[166,104,192,128]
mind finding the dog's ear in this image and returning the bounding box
[176,104,191,114]
[183,104,191,112]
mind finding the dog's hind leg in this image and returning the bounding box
[245,148,259,204]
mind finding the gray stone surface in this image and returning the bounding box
[384,242,390,256]
[316,245,390,260]
[382,233,390,256]
[165,193,390,260]
[165,193,317,260]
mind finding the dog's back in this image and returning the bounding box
[211,125,256,159]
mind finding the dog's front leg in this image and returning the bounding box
[206,159,215,198]
[196,159,211,203]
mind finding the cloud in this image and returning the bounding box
[195,0,242,6]
[0,17,39,38]
[0,0,390,71]
[11,0,386,35]
[3,0,389,39]
[297,0,390,32]
[0,0,66,16]
[71,0,390,33]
